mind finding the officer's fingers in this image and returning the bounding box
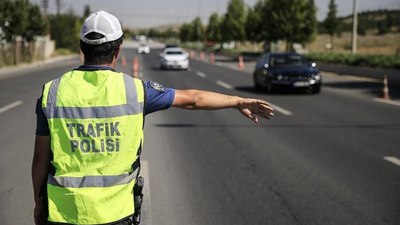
[255,111,271,120]
[250,99,271,107]
[248,113,259,123]
[261,107,274,117]
[258,102,274,112]
[240,108,258,123]
[252,104,273,118]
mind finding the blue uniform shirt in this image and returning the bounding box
[35,65,175,136]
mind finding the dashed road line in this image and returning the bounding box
[267,103,293,116]
[216,80,233,90]
[373,98,400,107]
[194,73,292,116]
[384,156,400,167]
[196,71,206,78]
[0,100,23,114]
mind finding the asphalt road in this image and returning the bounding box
[0,41,399,225]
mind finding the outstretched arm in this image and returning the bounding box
[173,89,274,123]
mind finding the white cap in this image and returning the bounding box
[80,11,123,45]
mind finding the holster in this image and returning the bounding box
[133,176,144,225]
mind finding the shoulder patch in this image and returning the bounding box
[149,81,165,92]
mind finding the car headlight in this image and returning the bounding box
[311,73,321,80]
[277,74,283,81]
[263,70,275,77]
[262,70,268,76]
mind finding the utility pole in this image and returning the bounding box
[351,0,358,54]
[56,0,63,16]
[41,0,48,16]
[41,0,50,36]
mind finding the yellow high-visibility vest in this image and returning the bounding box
[41,69,144,224]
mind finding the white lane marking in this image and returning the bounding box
[384,156,400,167]
[0,100,23,114]
[196,71,207,78]
[323,73,381,83]
[373,98,400,107]
[344,75,381,83]
[214,80,292,116]
[267,102,293,116]
[140,160,152,225]
[216,80,233,90]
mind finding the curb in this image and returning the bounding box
[0,54,79,73]
[0,54,78,78]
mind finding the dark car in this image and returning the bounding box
[253,52,321,94]
[162,44,178,52]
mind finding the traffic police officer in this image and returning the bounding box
[32,11,274,225]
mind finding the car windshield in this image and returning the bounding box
[165,51,183,55]
[269,54,308,67]
[165,45,177,48]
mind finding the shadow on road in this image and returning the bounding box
[150,66,164,71]
[150,66,188,72]
[324,80,400,100]
[234,86,317,96]
[153,123,400,130]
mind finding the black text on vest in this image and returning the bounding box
[67,122,121,153]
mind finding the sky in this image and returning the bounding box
[29,0,400,29]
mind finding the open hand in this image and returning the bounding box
[237,99,274,123]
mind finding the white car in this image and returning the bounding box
[160,48,189,70]
[138,44,150,54]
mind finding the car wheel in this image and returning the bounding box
[311,86,321,94]
[253,75,262,90]
[266,80,274,93]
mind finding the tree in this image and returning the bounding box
[323,0,338,50]
[56,0,63,16]
[179,23,192,43]
[83,5,91,18]
[0,0,28,64]
[0,0,13,41]
[49,9,80,51]
[262,0,317,51]
[206,12,221,46]
[377,20,389,35]
[25,3,47,61]
[25,4,47,42]
[301,0,318,46]
[0,0,47,64]
[163,28,178,39]
[190,17,204,44]
[148,28,158,39]
[221,0,246,46]
[245,2,263,51]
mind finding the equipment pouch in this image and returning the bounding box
[133,176,144,225]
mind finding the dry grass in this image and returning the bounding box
[307,32,400,55]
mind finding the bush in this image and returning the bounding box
[305,52,400,69]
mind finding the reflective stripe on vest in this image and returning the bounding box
[47,168,139,188]
[42,70,144,224]
[43,74,143,119]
